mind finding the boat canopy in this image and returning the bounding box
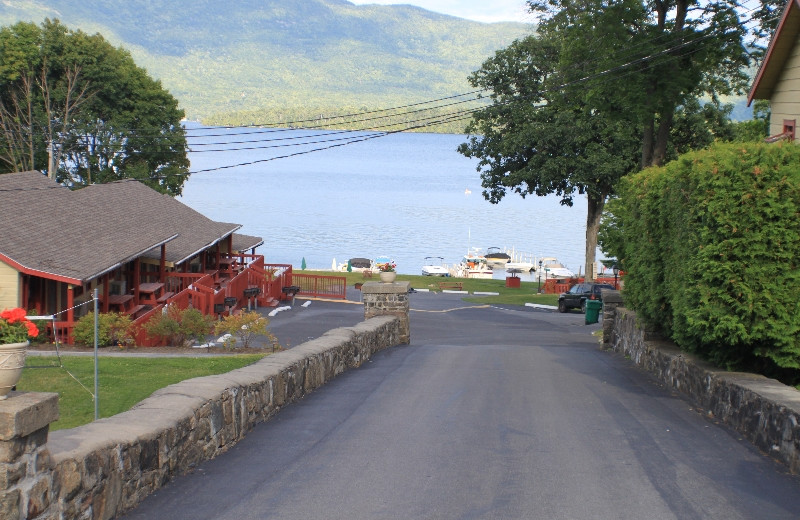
[349,257,372,269]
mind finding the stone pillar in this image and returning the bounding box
[362,281,410,344]
[0,392,59,520]
[601,289,623,349]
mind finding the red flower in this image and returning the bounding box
[0,307,39,342]
[24,321,39,338]
[1,308,26,324]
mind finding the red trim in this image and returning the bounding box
[749,0,800,104]
[0,254,81,285]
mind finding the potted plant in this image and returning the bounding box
[0,308,40,399]
[377,261,397,283]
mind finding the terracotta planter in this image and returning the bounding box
[0,341,28,399]
[379,271,397,283]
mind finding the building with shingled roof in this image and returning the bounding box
[0,171,282,344]
[748,0,800,141]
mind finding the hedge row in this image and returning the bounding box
[608,142,800,372]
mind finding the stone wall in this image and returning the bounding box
[604,299,800,473]
[1,314,403,520]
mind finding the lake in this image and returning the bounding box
[178,124,601,278]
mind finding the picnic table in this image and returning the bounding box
[107,294,134,312]
[138,282,165,305]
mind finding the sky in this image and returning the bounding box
[347,0,535,24]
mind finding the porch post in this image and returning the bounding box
[102,273,110,313]
[133,258,141,302]
[159,244,166,283]
[20,275,28,311]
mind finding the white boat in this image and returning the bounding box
[450,248,493,279]
[336,257,372,272]
[497,248,536,272]
[485,247,511,269]
[540,257,576,279]
[504,261,536,272]
[421,257,449,276]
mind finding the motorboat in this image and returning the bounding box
[452,248,493,279]
[485,247,511,268]
[540,257,576,279]
[336,257,372,272]
[349,257,372,270]
[504,261,536,272]
[497,248,536,272]
[421,257,449,276]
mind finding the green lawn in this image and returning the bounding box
[303,270,560,306]
[19,354,265,430]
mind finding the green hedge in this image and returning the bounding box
[607,142,800,372]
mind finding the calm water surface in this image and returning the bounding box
[179,124,599,277]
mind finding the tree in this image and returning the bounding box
[0,19,189,195]
[460,0,760,277]
[458,36,640,279]
[528,0,752,168]
[731,99,770,142]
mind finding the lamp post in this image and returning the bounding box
[612,264,619,290]
[538,259,543,293]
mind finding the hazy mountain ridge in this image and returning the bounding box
[0,0,533,123]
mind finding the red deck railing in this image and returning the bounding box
[290,273,347,300]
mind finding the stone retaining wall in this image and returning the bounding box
[2,315,402,520]
[605,302,800,473]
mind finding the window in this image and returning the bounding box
[783,119,796,140]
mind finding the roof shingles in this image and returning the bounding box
[0,172,257,283]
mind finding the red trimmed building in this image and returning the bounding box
[0,171,290,344]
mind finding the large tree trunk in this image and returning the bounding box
[650,110,674,167]
[584,193,606,282]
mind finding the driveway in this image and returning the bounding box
[122,291,800,519]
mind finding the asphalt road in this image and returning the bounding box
[123,291,800,519]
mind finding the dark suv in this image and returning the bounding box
[558,283,615,313]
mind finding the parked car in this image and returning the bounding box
[558,283,615,313]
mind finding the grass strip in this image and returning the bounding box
[302,270,560,305]
[18,354,265,430]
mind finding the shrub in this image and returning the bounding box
[72,312,134,347]
[214,310,277,350]
[603,142,800,374]
[27,310,49,345]
[143,305,214,347]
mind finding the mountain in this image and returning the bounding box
[0,1,532,126]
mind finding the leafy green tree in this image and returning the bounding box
[731,99,770,142]
[0,19,189,195]
[525,0,752,168]
[461,0,762,276]
[668,98,736,159]
[458,34,641,278]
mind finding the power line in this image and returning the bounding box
[1,1,780,183]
